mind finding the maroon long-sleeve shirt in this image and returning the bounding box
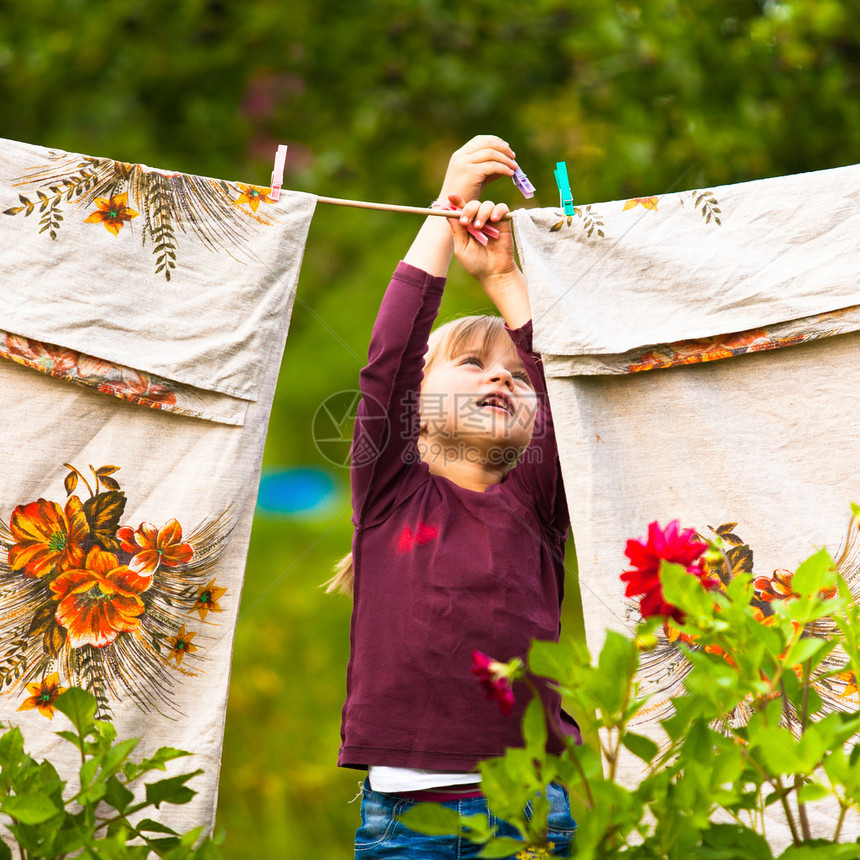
[338,262,574,772]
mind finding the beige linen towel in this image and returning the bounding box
[0,138,316,835]
[513,163,860,848]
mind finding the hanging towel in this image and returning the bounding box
[0,138,316,835]
[513,163,860,848]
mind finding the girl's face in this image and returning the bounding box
[419,331,536,463]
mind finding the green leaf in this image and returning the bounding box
[54,729,85,751]
[778,841,860,859]
[796,781,831,803]
[54,687,97,736]
[522,698,547,757]
[398,802,462,836]
[51,824,90,856]
[145,746,193,768]
[104,774,135,813]
[1,790,60,824]
[103,737,140,776]
[190,840,223,860]
[529,639,589,690]
[143,836,184,856]
[0,726,27,783]
[478,837,528,858]
[783,635,836,670]
[791,548,836,596]
[697,822,773,859]
[595,630,637,716]
[0,839,10,860]
[660,561,716,621]
[137,817,180,835]
[622,731,659,763]
[145,770,202,808]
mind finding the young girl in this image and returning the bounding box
[331,137,578,858]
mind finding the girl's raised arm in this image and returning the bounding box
[448,200,569,533]
[352,138,519,524]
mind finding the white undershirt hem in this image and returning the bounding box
[367,766,482,793]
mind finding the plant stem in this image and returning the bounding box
[68,466,94,498]
[757,679,801,844]
[607,646,638,784]
[94,800,151,832]
[834,802,848,841]
[89,464,101,496]
[568,743,596,810]
[773,775,802,845]
[740,743,801,845]
[793,774,811,841]
[521,675,597,809]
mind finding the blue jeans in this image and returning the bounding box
[354,781,576,859]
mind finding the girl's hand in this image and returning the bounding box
[403,136,516,278]
[448,195,516,281]
[437,136,518,204]
[448,195,531,329]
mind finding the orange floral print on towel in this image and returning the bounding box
[0,462,232,721]
[622,196,659,211]
[624,309,852,374]
[0,330,232,420]
[3,152,278,280]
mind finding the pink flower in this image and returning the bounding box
[621,520,712,621]
[471,650,516,716]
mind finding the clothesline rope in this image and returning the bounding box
[317,195,515,220]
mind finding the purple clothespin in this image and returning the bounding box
[512,167,535,199]
[270,144,288,202]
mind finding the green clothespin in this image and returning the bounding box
[554,161,575,216]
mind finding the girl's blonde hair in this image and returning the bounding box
[324,315,507,597]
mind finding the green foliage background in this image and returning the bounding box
[1,1,859,856]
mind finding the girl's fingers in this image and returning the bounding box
[453,199,506,229]
[474,200,497,229]
[450,139,518,182]
[459,135,515,160]
[471,148,517,169]
[490,202,511,222]
[455,198,482,223]
[445,197,509,242]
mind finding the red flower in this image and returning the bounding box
[117,519,193,575]
[621,520,711,621]
[471,650,516,716]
